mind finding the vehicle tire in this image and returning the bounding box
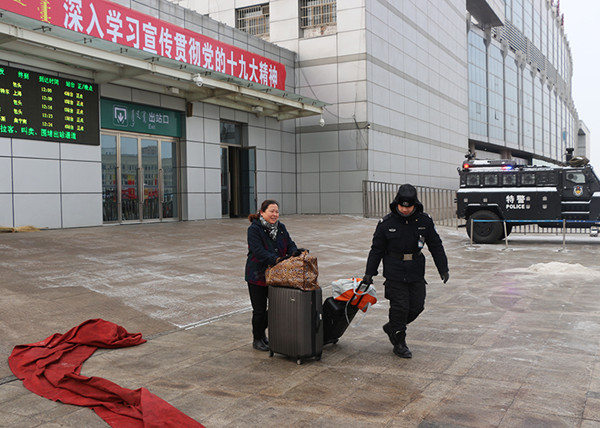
[466,210,503,244]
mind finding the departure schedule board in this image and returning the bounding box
[0,65,100,145]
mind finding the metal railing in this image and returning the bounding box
[470,219,600,249]
[362,180,459,227]
[509,223,594,236]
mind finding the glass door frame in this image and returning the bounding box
[101,130,180,224]
[221,146,231,217]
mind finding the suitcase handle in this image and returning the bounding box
[312,298,322,355]
[350,281,370,308]
[314,309,321,332]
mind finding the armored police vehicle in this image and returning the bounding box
[456,153,600,243]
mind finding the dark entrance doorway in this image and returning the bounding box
[220,122,256,217]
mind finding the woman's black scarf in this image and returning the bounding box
[259,217,279,240]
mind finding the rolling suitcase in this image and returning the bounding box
[322,297,359,345]
[323,280,374,345]
[268,286,323,364]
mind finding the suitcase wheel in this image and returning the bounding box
[269,350,274,357]
[296,358,303,365]
[316,353,322,361]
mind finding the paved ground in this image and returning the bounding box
[2,215,600,427]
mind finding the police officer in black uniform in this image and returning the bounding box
[362,184,449,358]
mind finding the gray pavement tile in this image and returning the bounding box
[2,386,71,419]
[424,400,508,427]
[499,412,579,428]
[583,395,600,422]
[37,407,107,428]
[511,386,586,419]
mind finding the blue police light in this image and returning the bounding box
[501,165,513,171]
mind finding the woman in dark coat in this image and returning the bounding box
[245,200,299,351]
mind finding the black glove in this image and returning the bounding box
[275,255,291,264]
[362,274,373,285]
[440,272,449,284]
[291,248,306,257]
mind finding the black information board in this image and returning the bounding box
[0,65,100,145]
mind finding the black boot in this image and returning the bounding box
[383,323,399,346]
[384,324,412,358]
[393,342,412,358]
[393,334,412,358]
[252,338,269,351]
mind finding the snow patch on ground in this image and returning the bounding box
[504,261,600,277]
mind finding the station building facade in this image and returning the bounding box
[187,0,585,211]
[0,0,585,228]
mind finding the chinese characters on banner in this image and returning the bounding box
[2,0,286,90]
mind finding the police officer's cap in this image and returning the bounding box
[395,184,418,207]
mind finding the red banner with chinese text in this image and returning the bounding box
[2,0,286,90]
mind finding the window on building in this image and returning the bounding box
[300,0,336,29]
[236,4,270,39]
[220,122,243,146]
[468,30,488,138]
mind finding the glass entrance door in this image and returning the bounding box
[101,132,178,223]
[142,139,159,220]
[101,134,118,222]
[161,141,178,219]
[121,136,139,221]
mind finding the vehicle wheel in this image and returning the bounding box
[466,210,503,244]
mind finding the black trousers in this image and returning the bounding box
[247,282,268,340]
[384,279,426,336]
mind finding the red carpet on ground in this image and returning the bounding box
[8,319,204,427]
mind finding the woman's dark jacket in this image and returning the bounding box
[245,220,298,286]
[365,195,448,283]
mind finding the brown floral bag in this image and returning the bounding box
[265,250,319,290]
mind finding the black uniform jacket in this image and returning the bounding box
[365,202,448,283]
